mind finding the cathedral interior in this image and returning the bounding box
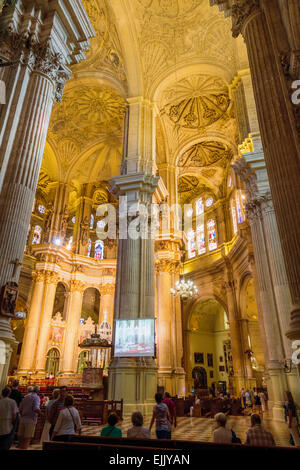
[0,0,300,424]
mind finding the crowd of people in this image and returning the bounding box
[0,382,299,450]
[240,388,268,413]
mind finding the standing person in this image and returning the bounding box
[254,390,262,414]
[212,412,232,443]
[101,413,122,437]
[283,391,300,447]
[127,412,151,439]
[258,390,266,413]
[40,388,60,443]
[163,392,177,438]
[51,395,81,441]
[0,387,18,450]
[19,385,43,450]
[245,414,275,446]
[241,388,246,408]
[149,393,170,440]
[8,379,22,447]
[245,390,251,408]
[10,380,22,407]
[48,386,68,437]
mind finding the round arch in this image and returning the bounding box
[45,348,60,377]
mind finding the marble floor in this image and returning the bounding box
[12,412,292,450]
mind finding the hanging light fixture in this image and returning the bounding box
[171,279,198,301]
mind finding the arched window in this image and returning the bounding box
[187,230,196,259]
[205,197,213,208]
[231,202,238,234]
[32,225,42,244]
[195,198,204,216]
[196,224,206,255]
[38,204,45,214]
[71,216,75,224]
[90,214,94,230]
[67,236,73,251]
[236,193,244,223]
[87,238,92,257]
[207,219,217,251]
[224,312,230,330]
[94,240,104,259]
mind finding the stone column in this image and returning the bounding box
[223,260,247,394]
[61,280,85,377]
[34,272,58,375]
[212,0,300,340]
[99,282,115,326]
[0,318,17,390]
[17,271,45,374]
[108,95,158,414]
[0,0,94,386]
[73,184,94,255]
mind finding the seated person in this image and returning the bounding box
[127,411,151,439]
[101,413,122,437]
[212,412,232,444]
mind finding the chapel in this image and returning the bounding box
[0,0,299,422]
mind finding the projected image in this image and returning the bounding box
[114,318,155,357]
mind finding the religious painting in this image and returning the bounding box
[207,353,213,367]
[0,282,18,317]
[49,326,64,343]
[194,353,204,364]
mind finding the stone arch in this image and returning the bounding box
[45,347,61,377]
[81,287,101,324]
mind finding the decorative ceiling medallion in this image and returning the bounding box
[178,175,199,193]
[137,0,204,19]
[162,75,230,129]
[179,141,233,167]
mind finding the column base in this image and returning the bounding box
[0,317,18,389]
[286,304,300,340]
[108,357,157,416]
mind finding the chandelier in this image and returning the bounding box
[171,279,198,301]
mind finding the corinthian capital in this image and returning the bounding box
[100,283,115,296]
[155,259,181,274]
[45,271,59,285]
[231,0,261,37]
[70,280,86,293]
[211,0,261,38]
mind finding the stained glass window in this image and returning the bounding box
[231,203,238,234]
[236,193,243,223]
[32,225,42,244]
[94,240,104,259]
[187,230,196,259]
[196,224,206,255]
[87,238,92,257]
[38,204,45,214]
[207,219,217,251]
[195,198,204,216]
[67,236,73,251]
[205,197,213,208]
[90,214,94,230]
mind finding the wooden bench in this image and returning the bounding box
[43,438,299,454]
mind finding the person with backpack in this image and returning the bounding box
[51,395,81,441]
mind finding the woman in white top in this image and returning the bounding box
[52,395,81,442]
[212,412,232,444]
[127,411,151,439]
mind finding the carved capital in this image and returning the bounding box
[45,271,59,285]
[231,0,261,38]
[32,270,46,283]
[245,200,262,222]
[100,283,115,296]
[69,280,86,293]
[155,259,181,274]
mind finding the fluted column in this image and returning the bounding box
[213,0,300,339]
[17,271,46,374]
[61,280,85,375]
[99,282,115,326]
[0,1,94,386]
[34,272,59,374]
[223,261,247,394]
